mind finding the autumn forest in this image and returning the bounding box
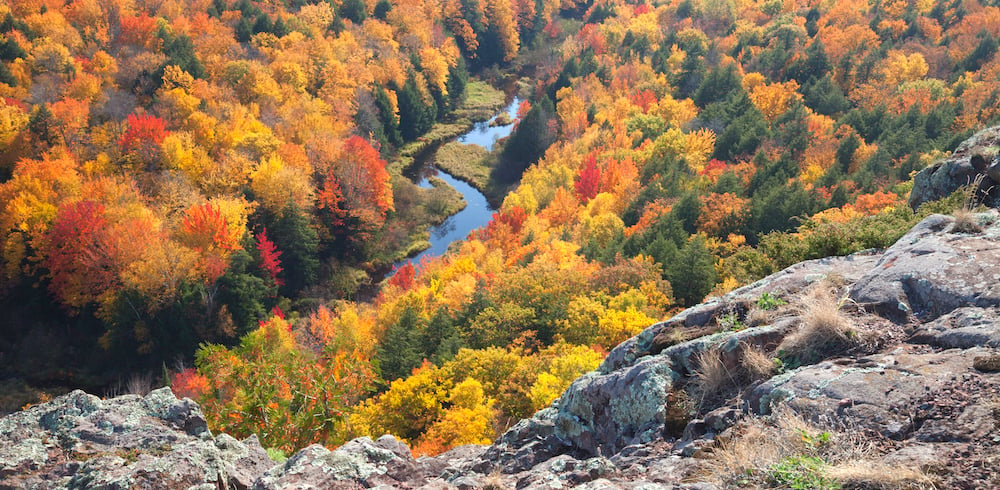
[1,0,997,457]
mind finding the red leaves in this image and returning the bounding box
[118,113,168,163]
[574,154,601,202]
[323,136,394,239]
[388,261,416,290]
[44,200,116,311]
[256,228,284,287]
[117,14,159,48]
[630,89,657,113]
[181,202,236,253]
[171,368,211,401]
[180,202,240,282]
[474,205,528,242]
[317,173,347,228]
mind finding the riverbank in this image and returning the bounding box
[387,80,507,176]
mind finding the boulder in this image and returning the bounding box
[908,125,1000,209]
[0,388,273,489]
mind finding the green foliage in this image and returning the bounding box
[269,201,319,297]
[667,235,717,307]
[756,292,785,311]
[378,306,426,381]
[766,456,840,490]
[497,96,556,183]
[398,76,436,141]
[266,447,287,463]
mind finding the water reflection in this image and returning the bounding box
[457,96,520,151]
[390,96,521,275]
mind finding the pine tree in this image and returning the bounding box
[667,235,716,307]
[271,201,319,296]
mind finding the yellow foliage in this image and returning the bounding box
[596,307,656,350]
[749,80,801,121]
[685,128,716,172]
[741,72,766,92]
[250,155,315,215]
[420,47,449,95]
[161,133,213,182]
[577,192,625,247]
[0,98,29,147]
[121,238,200,309]
[882,51,928,85]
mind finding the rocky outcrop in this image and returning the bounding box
[0,388,273,489]
[908,125,1000,209]
[6,211,1000,488]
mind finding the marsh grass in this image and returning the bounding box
[434,141,491,191]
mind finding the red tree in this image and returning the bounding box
[387,261,416,290]
[574,154,601,202]
[44,200,118,311]
[119,113,168,164]
[256,228,284,287]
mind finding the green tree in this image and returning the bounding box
[378,306,425,381]
[667,235,717,307]
[270,201,319,296]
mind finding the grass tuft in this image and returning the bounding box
[777,286,854,366]
[951,207,983,234]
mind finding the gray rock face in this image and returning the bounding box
[0,387,273,489]
[909,125,1000,209]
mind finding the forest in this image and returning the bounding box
[1,0,998,457]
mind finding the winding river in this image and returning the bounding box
[392,97,521,271]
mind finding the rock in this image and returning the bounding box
[974,354,1000,372]
[254,435,426,489]
[909,125,1000,209]
[0,388,273,489]
[911,307,1000,348]
[554,356,676,457]
[849,212,1000,322]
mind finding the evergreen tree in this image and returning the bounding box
[666,235,717,307]
[341,0,368,24]
[216,249,273,336]
[374,0,392,19]
[378,306,424,381]
[0,62,16,86]
[374,86,403,146]
[29,105,57,147]
[270,201,320,296]
[397,77,435,141]
[252,14,272,35]
[422,308,462,363]
[672,192,702,235]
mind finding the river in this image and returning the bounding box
[390,96,521,272]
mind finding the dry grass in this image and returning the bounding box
[951,207,983,234]
[827,463,938,489]
[693,344,775,409]
[695,408,937,489]
[778,285,854,365]
[694,348,733,403]
[480,472,511,490]
[746,306,775,327]
[741,344,776,382]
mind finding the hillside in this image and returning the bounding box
[5,200,1000,487]
[5,0,1000,466]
